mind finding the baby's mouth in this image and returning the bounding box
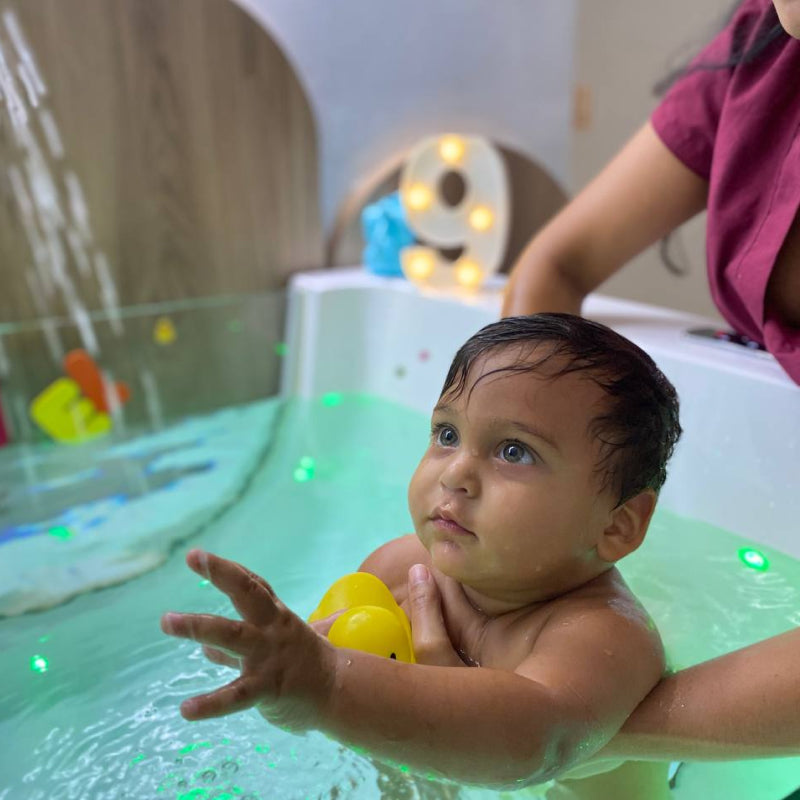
[430,510,475,537]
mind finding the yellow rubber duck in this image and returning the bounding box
[309,572,415,663]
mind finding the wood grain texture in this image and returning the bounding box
[326,145,568,274]
[0,0,321,324]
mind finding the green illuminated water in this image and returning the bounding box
[0,395,797,799]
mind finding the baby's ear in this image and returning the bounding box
[597,489,657,563]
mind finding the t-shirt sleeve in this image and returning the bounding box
[651,0,767,180]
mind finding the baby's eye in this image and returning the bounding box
[433,424,459,447]
[499,441,534,465]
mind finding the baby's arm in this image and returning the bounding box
[597,627,800,761]
[161,549,661,788]
[406,568,800,762]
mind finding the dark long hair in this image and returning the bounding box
[657,1,787,275]
[655,1,786,95]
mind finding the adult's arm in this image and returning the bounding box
[599,627,800,762]
[502,122,707,318]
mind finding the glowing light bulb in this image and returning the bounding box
[404,251,436,280]
[468,205,494,232]
[438,136,465,165]
[455,259,484,288]
[404,183,433,212]
[738,547,769,571]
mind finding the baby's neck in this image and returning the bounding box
[460,566,616,618]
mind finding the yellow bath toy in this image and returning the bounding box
[309,572,415,663]
[30,378,112,443]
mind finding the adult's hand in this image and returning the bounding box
[407,564,469,666]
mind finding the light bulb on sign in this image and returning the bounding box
[404,183,434,212]
[455,260,484,289]
[401,247,436,281]
[438,135,466,165]
[468,206,494,232]
[399,134,509,291]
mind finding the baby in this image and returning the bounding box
[161,313,681,796]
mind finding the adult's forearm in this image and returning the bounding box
[600,629,800,762]
[320,650,588,788]
[501,248,586,318]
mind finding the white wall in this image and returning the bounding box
[236,0,577,233]
[572,0,734,320]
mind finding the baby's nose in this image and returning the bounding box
[439,451,480,495]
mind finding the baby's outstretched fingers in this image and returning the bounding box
[185,550,278,626]
[161,612,264,657]
[202,645,240,669]
[180,676,261,720]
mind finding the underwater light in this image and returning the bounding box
[30,654,49,673]
[48,526,74,540]
[293,456,316,482]
[738,547,770,571]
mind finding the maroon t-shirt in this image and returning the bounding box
[651,0,800,384]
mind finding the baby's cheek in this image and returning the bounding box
[407,460,431,518]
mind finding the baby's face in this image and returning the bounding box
[407,348,618,612]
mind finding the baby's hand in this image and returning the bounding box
[161,550,338,731]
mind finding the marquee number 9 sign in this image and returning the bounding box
[399,134,509,290]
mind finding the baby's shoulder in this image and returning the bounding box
[537,569,663,660]
[358,534,428,603]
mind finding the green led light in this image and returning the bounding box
[198,579,210,587]
[254,744,270,753]
[398,764,410,774]
[299,456,315,470]
[274,342,287,357]
[178,741,213,755]
[48,526,74,540]
[738,547,769,571]
[30,654,49,673]
[130,754,145,766]
[293,467,312,482]
[321,392,343,407]
[177,790,209,800]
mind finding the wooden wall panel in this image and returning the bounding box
[0,0,321,324]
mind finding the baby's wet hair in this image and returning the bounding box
[440,313,682,504]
